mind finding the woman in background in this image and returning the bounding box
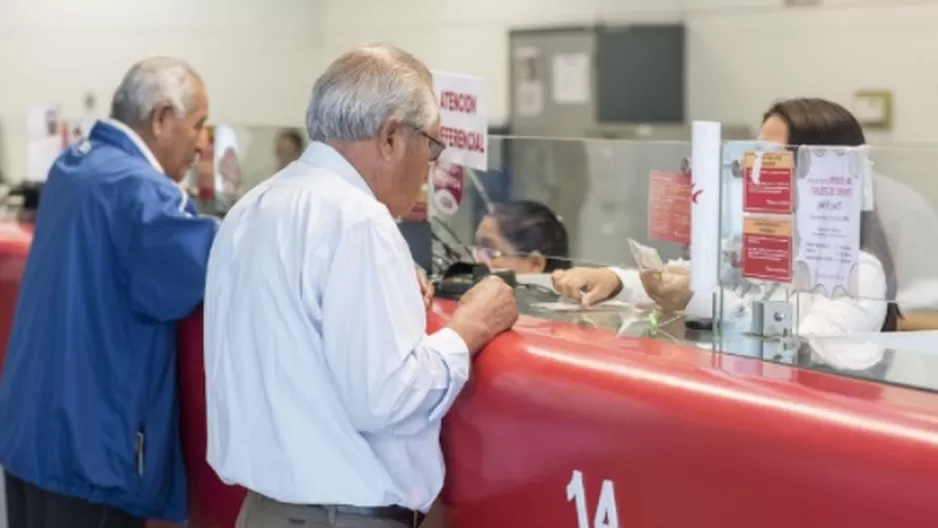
[554,98,899,371]
[474,200,570,274]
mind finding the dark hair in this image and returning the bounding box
[277,128,305,152]
[490,200,570,272]
[764,98,899,332]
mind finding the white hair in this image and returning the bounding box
[306,43,439,143]
[110,57,202,125]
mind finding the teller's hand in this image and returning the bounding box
[639,269,693,312]
[551,267,622,306]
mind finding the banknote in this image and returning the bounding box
[628,238,665,272]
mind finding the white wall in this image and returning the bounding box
[0,0,321,181]
[321,0,938,144]
[687,0,938,145]
[318,0,683,130]
[3,0,938,181]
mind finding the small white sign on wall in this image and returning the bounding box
[551,52,591,105]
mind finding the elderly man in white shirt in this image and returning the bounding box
[203,44,518,528]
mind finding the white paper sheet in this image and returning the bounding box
[530,300,630,313]
[551,53,591,104]
[515,46,544,117]
[794,148,862,297]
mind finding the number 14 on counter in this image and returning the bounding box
[566,470,620,528]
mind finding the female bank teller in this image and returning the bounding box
[552,98,900,371]
[473,200,570,274]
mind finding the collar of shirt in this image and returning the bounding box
[102,118,165,174]
[299,141,375,199]
[101,118,194,212]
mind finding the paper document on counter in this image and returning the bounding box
[531,300,630,313]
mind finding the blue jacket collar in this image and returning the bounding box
[89,120,164,173]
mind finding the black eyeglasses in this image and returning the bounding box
[406,124,446,162]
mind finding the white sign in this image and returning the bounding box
[794,147,863,297]
[431,71,488,171]
[551,53,591,105]
[566,470,620,528]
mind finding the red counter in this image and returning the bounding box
[176,301,938,528]
[178,310,245,528]
[431,302,938,527]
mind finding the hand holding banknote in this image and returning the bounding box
[628,239,665,272]
[639,268,693,312]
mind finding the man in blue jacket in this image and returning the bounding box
[0,57,218,528]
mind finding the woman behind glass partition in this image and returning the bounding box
[473,200,571,274]
[553,98,899,371]
[758,98,899,333]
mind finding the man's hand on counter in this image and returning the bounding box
[446,276,518,356]
[551,268,622,306]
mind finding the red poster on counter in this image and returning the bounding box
[647,170,691,244]
[743,151,794,214]
[741,216,793,282]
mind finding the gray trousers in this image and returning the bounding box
[235,492,412,528]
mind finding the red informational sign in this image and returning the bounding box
[743,151,794,214]
[430,162,465,216]
[647,171,691,244]
[741,216,793,282]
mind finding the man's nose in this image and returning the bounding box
[196,129,211,153]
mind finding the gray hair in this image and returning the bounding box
[110,57,202,125]
[306,43,438,143]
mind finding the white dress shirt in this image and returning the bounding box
[609,250,889,370]
[203,142,470,512]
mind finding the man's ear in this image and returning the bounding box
[377,118,405,160]
[151,102,175,138]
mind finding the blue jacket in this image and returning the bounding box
[0,121,218,521]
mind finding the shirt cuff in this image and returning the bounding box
[608,267,642,303]
[422,328,471,423]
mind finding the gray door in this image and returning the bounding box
[508,29,596,263]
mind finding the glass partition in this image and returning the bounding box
[428,135,693,340]
[184,124,293,215]
[427,134,938,395]
[4,117,938,394]
[715,140,938,393]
